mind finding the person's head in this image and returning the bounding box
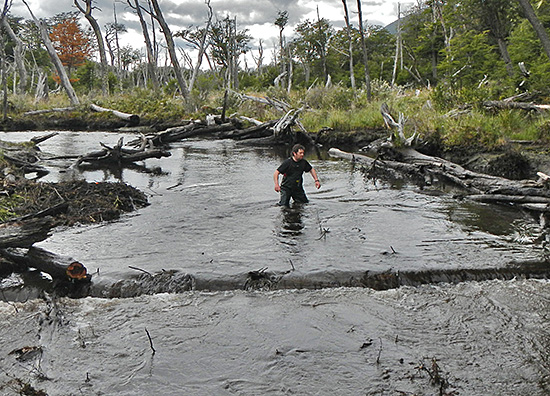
[291,144,305,161]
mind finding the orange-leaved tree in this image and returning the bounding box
[49,16,93,81]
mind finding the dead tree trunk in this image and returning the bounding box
[328,147,550,212]
[75,136,170,167]
[128,0,159,91]
[90,103,140,124]
[1,17,28,93]
[342,0,355,90]
[0,246,90,282]
[0,218,54,249]
[149,0,189,99]
[74,0,109,94]
[188,0,212,92]
[516,0,550,63]
[22,0,80,106]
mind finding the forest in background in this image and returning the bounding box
[0,0,550,151]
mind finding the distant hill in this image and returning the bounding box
[383,13,412,35]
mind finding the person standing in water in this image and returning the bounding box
[273,144,321,207]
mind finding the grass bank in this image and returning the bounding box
[1,85,550,154]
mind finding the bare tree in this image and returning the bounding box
[356,0,371,99]
[516,0,550,62]
[149,0,189,98]
[74,0,108,93]
[1,16,27,93]
[22,0,80,105]
[175,0,213,92]
[251,39,264,74]
[1,0,11,119]
[104,22,126,66]
[341,0,356,90]
[127,0,159,90]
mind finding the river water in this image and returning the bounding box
[0,131,548,395]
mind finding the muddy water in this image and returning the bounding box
[0,131,549,395]
[1,131,546,291]
[0,280,548,395]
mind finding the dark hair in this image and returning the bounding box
[291,144,305,154]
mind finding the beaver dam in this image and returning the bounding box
[0,131,548,395]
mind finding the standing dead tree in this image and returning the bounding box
[356,0,371,99]
[22,0,80,106]
[74,0,109,93]
[1,16,28,93]
[149,0,189,99]
[127,0,159,91]
[341,0,355,90]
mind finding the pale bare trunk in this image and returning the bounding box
[357,0,371,99]
[1,17,28,93]
[516,0,550,62]
[22,0,80,105]
[342,0,356,90]
[188,0,212,92]
[130,0,159,90]
[74,0,108,93]
[149,0,189,98]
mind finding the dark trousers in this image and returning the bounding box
[278,186,309,207]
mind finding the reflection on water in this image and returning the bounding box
[278,207,304,237]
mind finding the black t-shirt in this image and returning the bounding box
[277,157,312,189]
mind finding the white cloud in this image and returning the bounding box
[9,0,406,66]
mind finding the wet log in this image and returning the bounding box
[90,103,140,125]
[0,218,54,249]
[128,121,238,147]
[0,246,89,281]
[31,132,59,144]
[75,137,171,166]
[218,120,277,140]
[328,147,550,209]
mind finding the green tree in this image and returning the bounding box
[293,17,334,84]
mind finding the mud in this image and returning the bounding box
[4,179,148,226]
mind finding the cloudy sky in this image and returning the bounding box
[11,0,414,63]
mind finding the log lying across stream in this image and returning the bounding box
[74,136,171,167]
[328,147,550,213]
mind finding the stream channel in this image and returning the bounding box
[0,130,548,395]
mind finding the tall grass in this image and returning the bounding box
[5,85,550,152]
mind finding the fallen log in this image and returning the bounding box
[23,107,77,116]
[90,103,140,125]
[483,100,550,112]
[328,147,550,211]
[0,218,54,249]
[127,121,240,147]
[31,132,59,144]
[0,246,90,282]
[75,137,171,167]
[218,119,277,140]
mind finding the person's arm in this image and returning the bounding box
[310,168,321,189]
[274,169,281,192]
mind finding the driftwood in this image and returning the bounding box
[0,218,54,249]
[328,147,550,212]
[90,103,140,125]
[0,246,90,282]
[483,100,550,112]
[75,137,171,167]
[31,132,59,144]
[126,120,241,147]
[23,107,77,116]
[218,120,277,140]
